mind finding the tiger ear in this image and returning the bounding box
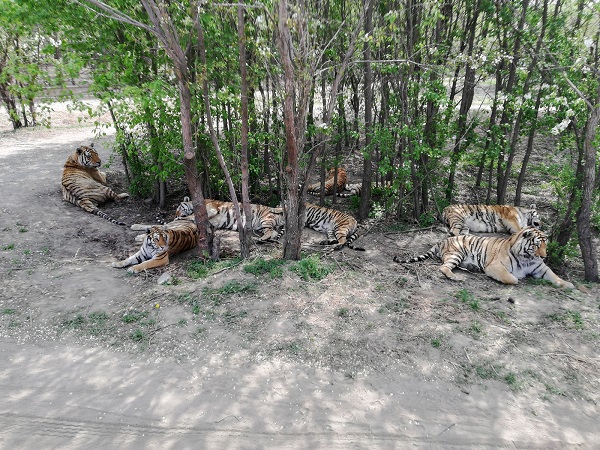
[90,143,94,148]
[523,229,533,238]
[183,196,190,202]
[76,147,82,154]
[529,203,536,209]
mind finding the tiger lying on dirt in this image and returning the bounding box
[393,227,574,288]
[112,217,197,273]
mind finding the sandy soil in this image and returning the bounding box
[0,105,599,448]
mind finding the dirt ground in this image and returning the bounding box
[0,103,599,448]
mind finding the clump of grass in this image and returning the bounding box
[1,308,17,315]
[290,254,333,281]
[202,280,257,306]
[546,310,584,330]
[244,257,286,278]
[122,310,149,324]
[431,338,442,348]
[186,259,217,279]
[130,328,147,342]
[2,244,15,251]
[455,288,480,311]
[378,299,407,314]
[187,257,242,280]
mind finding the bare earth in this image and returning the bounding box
[0,105,599,448]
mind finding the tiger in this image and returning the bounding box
[337,181,393,197]
[112,217,198,273]
[307,167,348,196]
[393,226,574,288]
[131,197,285,243]
[205,199,285,242]
[442,204,540,236]
[61,143,129,225]
[304,203,364,250]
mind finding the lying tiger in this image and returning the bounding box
[61,143,129,225]
[337,181,393,197]
[304,203,363,250]
[307,167,348,196]
[112,217,198,273]
[393,227,574,288]
[132,197,285,243]
[442,203,540,236]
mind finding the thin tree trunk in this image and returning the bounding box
[359,0,374,221]
[237,4,252,258]
[576,93,600,282]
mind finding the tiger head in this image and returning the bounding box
[515,227,547,258]
[75,143,101,168]
[175,196,194,218]
[146,226,169,252]
[525,204,541,229]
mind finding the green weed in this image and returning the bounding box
[244,257,286,278]
[2,244,14,250]
[290,254,333,281]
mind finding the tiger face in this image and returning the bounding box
[75,144,101,168]
[175,196,194,218]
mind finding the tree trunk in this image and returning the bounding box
[576,96,600,282]
[359,0,374,221]
[277,0,303,260]
[238,5,252,258]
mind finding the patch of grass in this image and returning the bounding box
[177,319,188,327]
[187,257,242,280]
[223,310,248,324]
[130,328,147,342]
[186,259,217,279]
[455,289,480,311]
[470,321,482,334]
[1,309,17,315]
[62,314,87,330]
[337,307,350,318]
[2,244,14,250]
[18,227,28,233]
[431,338,442,348]
[504,372,521,391]
[122,310,149,324]
[243,257,286,279]
[202,280,257,306]
[546,310,584,330]
[475,364,499,380]
[378,299,407,314]
[290,254,333,281]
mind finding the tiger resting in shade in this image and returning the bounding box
[394,227,574,289]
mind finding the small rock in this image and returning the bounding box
[157,272,172,285]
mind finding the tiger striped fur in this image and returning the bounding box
[442,204,540,236]
[132,197,285,243]
[337,181,393,197]
[307,167,348,196]
[393,227,574,288]
[304,203,364,250]
[112,217,197,273]
[206,199,285,242]
[61,144,129,225]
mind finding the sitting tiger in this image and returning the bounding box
[442,204,540,236]
[307,167,347,196]
[112,217,197,273]
[304,203,364,250]
[131,197,284,243]
[61,143,129,225]
[393,227,574,288]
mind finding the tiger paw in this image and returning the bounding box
[117,193,130,201]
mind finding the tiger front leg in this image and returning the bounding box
[127,254,169,273]
[484,261,519,285]
[531,263,575,289]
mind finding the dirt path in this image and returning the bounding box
[0,123,599,447]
